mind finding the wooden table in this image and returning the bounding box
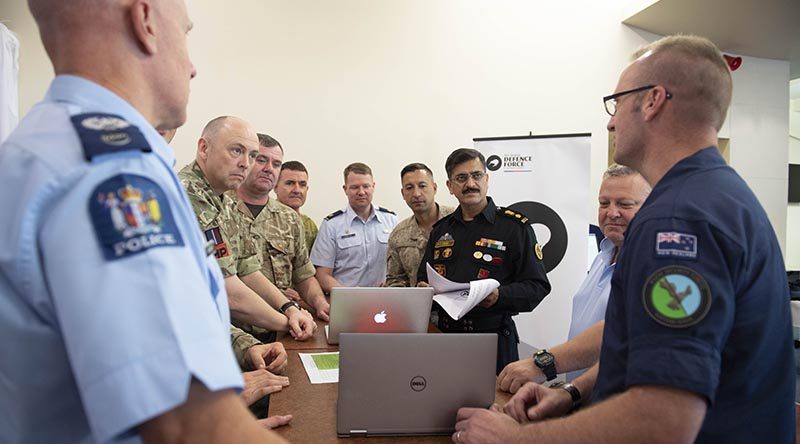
[269,322,511,443]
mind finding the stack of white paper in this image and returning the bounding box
[299,352,339,384]
[426,263,500,320]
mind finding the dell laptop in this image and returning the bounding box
[337,333,497,436]
[326,287,434,344]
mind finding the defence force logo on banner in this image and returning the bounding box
[485,148,566,273]
[486,154,533,173]
[475,132,591,349]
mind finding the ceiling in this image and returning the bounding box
[623,0,800,79]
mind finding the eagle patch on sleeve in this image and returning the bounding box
[89,174,184,260]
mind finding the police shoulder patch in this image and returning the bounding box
[89,174,184,260]
[325,209,344,220]
[642,265,711,328]
[497,207,529,224]
[71,113,152,161]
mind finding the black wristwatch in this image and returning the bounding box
[550,381,582,412]
[533,349,557,381]
[279,300,301,314]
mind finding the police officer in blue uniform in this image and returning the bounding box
[417,148,551,374]
[451,36,794,444]
[0,1,285,442]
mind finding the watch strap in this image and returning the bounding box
[534,350,557,381]
[280,301,300,314]
[550,381,582,412]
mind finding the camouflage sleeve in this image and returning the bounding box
[230,324,261,369]
[225,200,262,277]
[291,213,316,285]
[180,174,237,277]
[385,229,410,287]
[303,215,318,252]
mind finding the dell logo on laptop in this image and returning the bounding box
[410,376,427,392]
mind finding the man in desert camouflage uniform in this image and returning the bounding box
[180,116,316,344]
[386,163,454,287]
[236,134,330,325]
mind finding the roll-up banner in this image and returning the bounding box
[474,133,591,349]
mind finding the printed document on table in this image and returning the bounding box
[426,263,500,320]
[299,352,339,384]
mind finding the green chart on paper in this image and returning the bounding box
[311,353,339,370]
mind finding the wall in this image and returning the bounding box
[4,0,661,226]
[3,0,794,343]
[788,79,800,270]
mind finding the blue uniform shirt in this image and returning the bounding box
[594,147,795,443]
[310,204,398,287]
[0,75,243,443]
[566,236,615,380]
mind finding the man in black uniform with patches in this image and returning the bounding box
[417,148,551,373]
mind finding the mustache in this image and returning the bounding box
[462,188,480,194]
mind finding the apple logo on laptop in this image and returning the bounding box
[374,310,387,324]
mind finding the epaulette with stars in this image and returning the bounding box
[378,207,396,215]
[497,207,529,224]
[324,209,344,220]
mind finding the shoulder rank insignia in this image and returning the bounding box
[325,209,344,220]
[89,174,183,260]
[71,113,152,161]
[378,207,396,215]
[498,207,529,224]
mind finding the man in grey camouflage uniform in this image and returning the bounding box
[386,163,455,287]
[179,116,315,343]
[236,134,330,327]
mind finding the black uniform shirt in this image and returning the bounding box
[417,196,551,318]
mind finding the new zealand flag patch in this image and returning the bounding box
[90,174,184,260]
[655,231,697,259]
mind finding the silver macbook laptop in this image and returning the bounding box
[327,287,434,344]
[337,333,497,437]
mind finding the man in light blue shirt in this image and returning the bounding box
[311,162,399,290]
[498,164,650,391]
[0,1,285,442]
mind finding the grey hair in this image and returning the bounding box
[602,163,652,193]
[603,163,638,180]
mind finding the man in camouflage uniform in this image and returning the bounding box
[179,116,315,343]
[386,163,455,287]
[236,134,330,326]
[275,160,318,252]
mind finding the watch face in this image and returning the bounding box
[535,351,553,367]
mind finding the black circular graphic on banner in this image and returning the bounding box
[507,201,568,273]
[486,155,502,171]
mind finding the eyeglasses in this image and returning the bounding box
[603,85,672,116]
[450,171,486,184]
